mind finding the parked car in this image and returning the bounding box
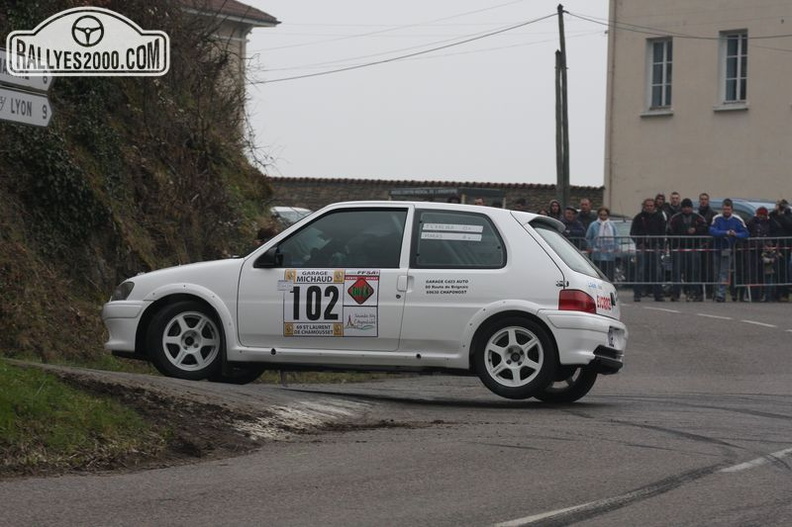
[102,201,628,402]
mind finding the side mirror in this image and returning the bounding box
[254,246,283,268]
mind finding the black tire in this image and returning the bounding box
[208,364,266,385]
[147,301,223,381]
[473,317,557,400]
[534,366,598,403]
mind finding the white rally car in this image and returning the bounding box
[102,201,627,402]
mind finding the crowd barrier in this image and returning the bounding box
[572,235,792,302]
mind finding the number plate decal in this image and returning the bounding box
[283,269,379,337]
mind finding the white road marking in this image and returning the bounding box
[740,320,777,328]
[720,447,792,473]
[493,504,592,526]
[696,313,732,320]
[644,307,680,313]
[496,448,792,526]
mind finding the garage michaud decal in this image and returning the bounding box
[283,269,379,337]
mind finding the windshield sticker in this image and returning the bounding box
[283,269,379,337]
[421,232,482,242]
[422,223,484,233]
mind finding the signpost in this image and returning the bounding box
[0,48,53,127]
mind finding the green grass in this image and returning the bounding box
[0,359,158,475]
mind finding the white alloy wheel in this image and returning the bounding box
[148,301,223,380]
[161,311,220,371]
[474,317,557,400]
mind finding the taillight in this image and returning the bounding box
[558,289,597,314]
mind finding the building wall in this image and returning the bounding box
[605,0,792,212]
[267,177,604,214]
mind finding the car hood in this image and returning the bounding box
[127,258,245,297]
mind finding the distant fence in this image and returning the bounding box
[572,235,792,301]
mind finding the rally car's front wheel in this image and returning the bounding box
[147,301,223,380]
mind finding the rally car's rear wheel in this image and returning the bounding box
[534,366,598,403]
[473,317,557,400]
[147,301,223,380]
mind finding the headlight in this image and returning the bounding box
[110,281,135,301]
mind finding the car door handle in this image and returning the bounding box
[397,275,410,292]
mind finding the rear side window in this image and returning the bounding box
[532,222,603,279]
[412,210,505,269]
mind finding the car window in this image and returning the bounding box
[532,222,603,279]
[412,210,505,269]
[276,208,407,268]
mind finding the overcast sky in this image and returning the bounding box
[244,1,609,187]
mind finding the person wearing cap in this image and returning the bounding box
[745,206,775,301]
[667,198,708,301]
[709,199,749,302]
[561,206,586,250]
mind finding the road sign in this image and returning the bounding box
[0,49,53,92]
[0,86,52,127]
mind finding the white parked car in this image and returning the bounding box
[102,201,628,402]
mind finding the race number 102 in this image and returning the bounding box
[287,285,341,322]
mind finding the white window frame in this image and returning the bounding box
[720,30,748,104]
[647,38,673,110]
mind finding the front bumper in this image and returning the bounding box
[101,301,145,353]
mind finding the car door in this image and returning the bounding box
[237,206,410,352]
[398,208,510,354]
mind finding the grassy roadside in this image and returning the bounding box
[0,359,162,477]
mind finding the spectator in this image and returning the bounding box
[630,198,666,302]
[655,193,668,221]
[769,199,792,301]
[667,198,708,301]
[697,193,717,225]
[709,198,749,302]
[697,192,717,297]
[536,208,550,216]
[548,199,563,220]
[745,206,774,300]
[761,242,781,302]
[561,206,586,249]
[512,198,527,211]
[473,197,486,206]
[446,196,461,204]
[663,191,682,220]
[577,198,597,231]
[585,206,617,281]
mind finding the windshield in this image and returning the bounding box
[532,222,605,280]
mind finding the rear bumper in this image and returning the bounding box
[589,345,624,374]
[542,310,628,371]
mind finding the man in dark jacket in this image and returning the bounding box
[562,206,587,249]
[667,198,708,300]
[697,192,717,297]
[630,198,667,301]
[768,199,792,299]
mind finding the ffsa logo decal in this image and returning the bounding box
[7,7,169,76]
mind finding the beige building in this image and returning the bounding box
[604,0,792,215]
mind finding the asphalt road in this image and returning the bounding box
[2,299,791,526]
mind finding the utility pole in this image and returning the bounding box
[555,4,570,208]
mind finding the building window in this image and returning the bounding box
[648,39,673,108]
[721,31,747,102]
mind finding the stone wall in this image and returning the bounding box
[267,177,604,214]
